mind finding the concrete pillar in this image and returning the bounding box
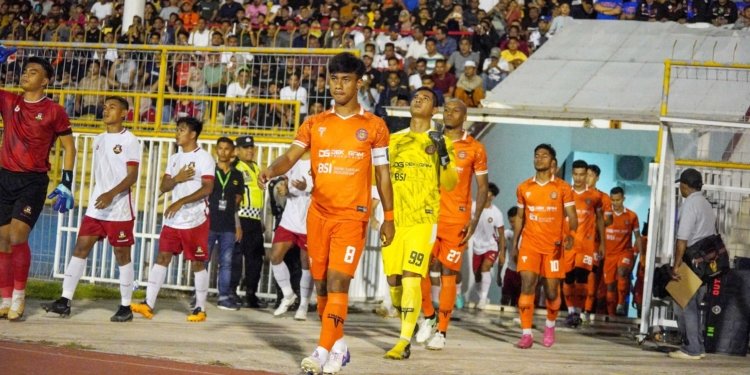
[122,0,146,35]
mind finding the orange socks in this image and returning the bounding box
[421,276,435,317]
[563,283,574,310]
[617,277,629,305]
[317,295,328,320]
[585,272,596,312]
[606,287,617,316]
[318,293,347,350]
[575,283,587,311]
[546,295,561,321]
[437,275,456,333]
[518,294,535,330]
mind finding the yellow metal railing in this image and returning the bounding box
[1,41,358,143]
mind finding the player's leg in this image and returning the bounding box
[615,256,633,316]
[516,249,543,349]
[299,216,331,374]
[416,243,440,345]
[573,267,590,319]
[541,275,562,347]
[562,250,577,321]
[188,220,211,321]
[295,242,312,320]
[0,222,12,318]
[41,234,99,317]
[380,226,407,359]
[603,256,618,317]
[476,252,496,309]
[427,225,460,351]
[188,259,209,322]
[108,245,135,322]
[6,219,33,321]
[132,227,178,318]
[270,231,297,316]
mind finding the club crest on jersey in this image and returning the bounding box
[188,162,196,169]
[625,220,630,226]
[525,191,531,197]
[35,113,43,120]
[113,145,122,154]
[457,150,467,159]
[14,105,20,112]
[488,217,493,223]
[425,144,436,154]
[23,205,32,216]
[550,191,558,200]
[355,128,368,141]
[585,198,592,206]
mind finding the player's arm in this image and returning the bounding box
[460,172,489,245]
[60,134,76,174]
[633,225,644,260]
[496,224,506,266]
[47,134,77,213]
[512,208,523,263]
[258,144,306,188]
[94,163,138,209]
[375,163,395,247]
[564,204,578,250]
[596,209,606,258]
[165,176,214,218]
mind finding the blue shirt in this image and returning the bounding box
[437,37,457,57]
[596,0,624,19]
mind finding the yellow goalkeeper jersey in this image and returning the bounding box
[389,125,458,227]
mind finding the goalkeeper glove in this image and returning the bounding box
[427,124,450,167]
[48,170,74,213]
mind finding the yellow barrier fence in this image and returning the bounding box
[0,41,357,142]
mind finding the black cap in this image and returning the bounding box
[676,168,702,189]
[236,135,254,147]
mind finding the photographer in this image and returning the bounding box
[670,168,716,360]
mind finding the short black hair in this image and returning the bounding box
[507,206,518,219]
[587,164,601,177]
[105,96,129,110]
[177,117,203,138]
[489,183,499,197]
[414,86,438,108]
[572,159,588,170]
[610,186,625,196]
[217,137,234,147]
[26,56,54,79]
[426,37,437,44]
[534,143,556,159]
[328,52,365,78]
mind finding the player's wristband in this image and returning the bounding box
[61,170,73,190]
[383,210,394,221]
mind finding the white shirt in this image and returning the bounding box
[279,159,312,234]
[280,86,308,114]
[405,38,428,60]
[226,82,252,98]
[221,51,254,65]
[86,129,141,222]
[471,203,504,254]
[90,1,113,20]
[163,147,216,229]
[408,73,422,91]
[189,29,212,47]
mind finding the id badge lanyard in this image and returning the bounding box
[216,169,230,211]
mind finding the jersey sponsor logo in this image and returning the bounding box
[327,313,345,327]
[318,149,345,158]
[348,150,365,159]
[622,257,631,265]
[550,191,558,200]
[457,150,467,159]
[113,145,122,154]
[355,128,368,141]
[425,144,436,154]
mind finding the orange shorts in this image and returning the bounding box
[603,252,634,284]
[517,246,564,279]
[306,213,367,281]
[563,247,594,273]
[433,222,467,272]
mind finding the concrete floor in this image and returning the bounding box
[1,299,746,375]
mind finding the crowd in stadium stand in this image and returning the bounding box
[1,0,749,127]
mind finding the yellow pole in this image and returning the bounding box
[154,48,168,133]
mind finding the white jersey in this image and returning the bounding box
[471,202,504,255]
[85,129,141,222]
[279,159,312,234]
[163,147,216,229]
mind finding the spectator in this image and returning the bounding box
[180,1,200,31]
[90,0,114,21]
[280,72,308,117]
[415,6,436,31]
[481,47,508,91]
[196,0,220,21]
[409,58,428,91]
[373,43,403,70]
[689,0,712,23]
[733,6,750,30]
[84,16,103,43]
[188,17,211,47]
[522,4,543,31]
[143,2,158,25]
[308,74,329,110]
[274,19,296,48]
[292,21,311,48]
[432,59,457,98]
[595,0,623,19]
[664,0,688,23]
[500,37,528,73]
[447,37,480,78]
[374,71,409,118]
[217,0,243,21]
[394,24,414,57]
[107,53,137,90]
[160,0,181,21]
[362,53,382,86]
[75,61,107,118]
[572,0,599,19]
[464,0,482,27]
[68,4,86,28]
[635,0,667,21]
[44,16,70,42]
[323,21,345,49]
[255,81,285,129]
[472,19,500,64]
[355,26,375,55]
[499,25,530,56]
[434,25,457,57]
[530,17,551,51]
[549,3,575,35]
[225,68,253,126]
[421,37,445,75]
[245,0,267,24]
[710,0,738,26]
[420,74,445,107]
[358,73,380,113]
[405,25,427,66]
[454,60,485,108]
[501,207,521,307]
[435,0,455,24]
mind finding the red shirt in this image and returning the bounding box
[0,90,72,173]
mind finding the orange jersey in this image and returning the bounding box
[598,190,613,217]
[517,176,575,254]
[571,187,602,253]
[293,106,389,222]
[605,208,639,256]
[439,133,488,224]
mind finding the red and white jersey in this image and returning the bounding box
[279,159,313,235]
[85,129,141,222]
[164,147,215,229]
[471,202,504,254]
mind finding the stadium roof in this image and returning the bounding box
[482,21,750,124]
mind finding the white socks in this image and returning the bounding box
[119,262,134,306]
[333,337,347,353]
[300,269,312,307]
[546,319,556,328]
[456,281,462,298]
[62,256,86,300]
[146,264,167,308]
[194,269,209,311]
[479,271,491,301]
[271,262,294,298]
